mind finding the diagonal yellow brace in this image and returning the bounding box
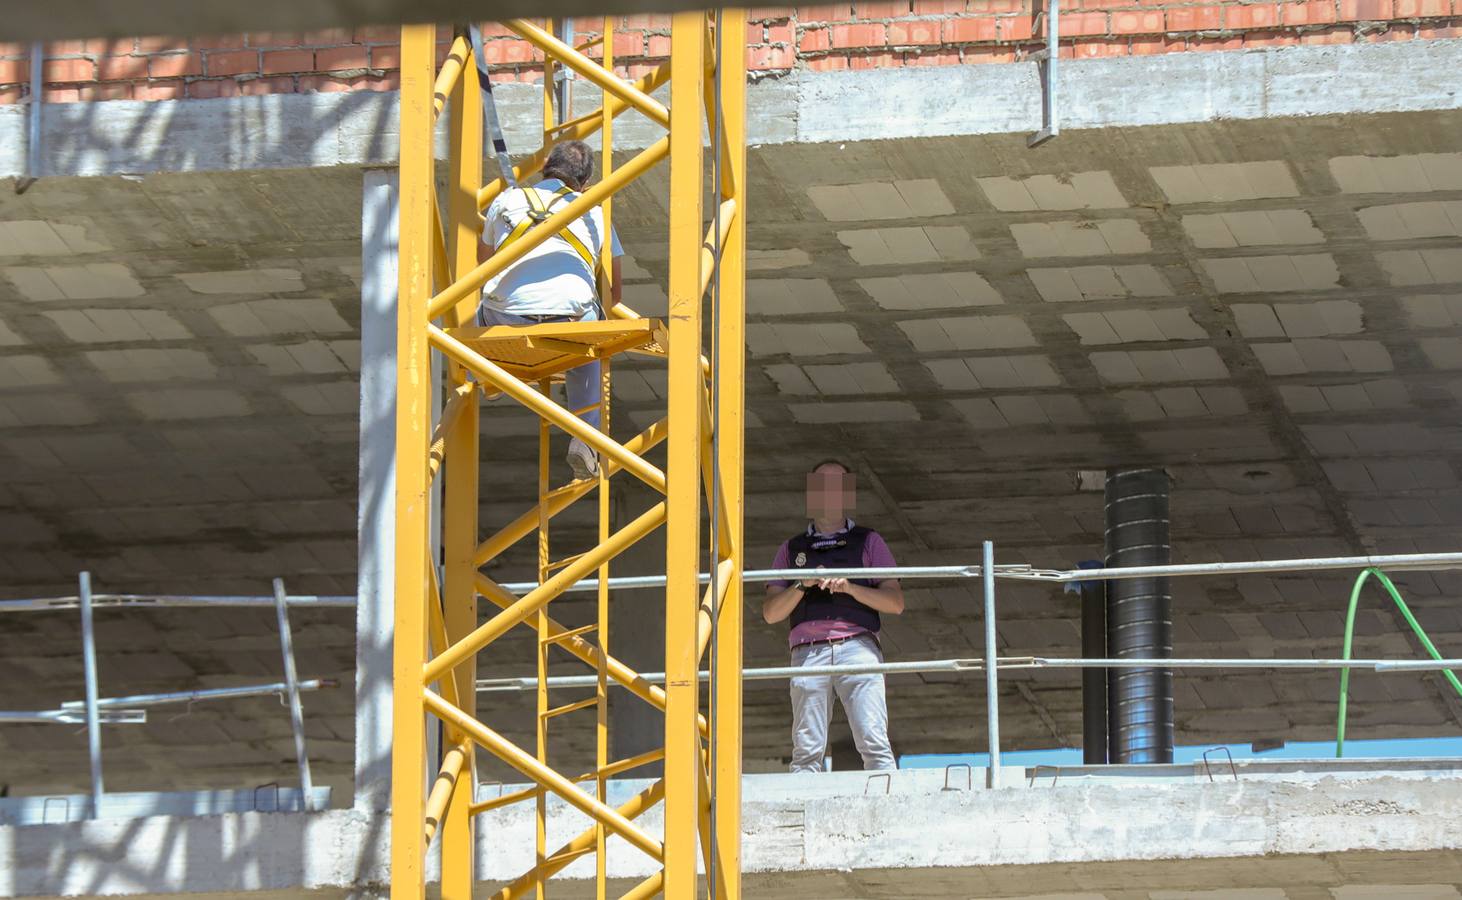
[432,137,669,320]
[423,742,470,844]
[431,35,470,119]
[486,779,666,900]
[424,692,665,861]
[506,19,671,129]
[428,324,668,494]
[425,502,667,685]
[475,573,710,739]
[474,416,668,567]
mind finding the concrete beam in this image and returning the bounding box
[2,40,1459,179]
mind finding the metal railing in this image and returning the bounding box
[0,572,335,817]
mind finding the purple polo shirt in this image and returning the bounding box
[768,522,898,649]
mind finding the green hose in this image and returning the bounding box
[1336,567,1462,757]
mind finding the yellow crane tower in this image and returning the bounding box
[390,11,747,900]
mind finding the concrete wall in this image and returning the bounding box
[2,2,1461,105]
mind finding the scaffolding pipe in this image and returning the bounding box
[78,571,104,819]
[476,656,1462,691]
[273,578,316,811]
[983,540,1001,788]
[59,678,338,710]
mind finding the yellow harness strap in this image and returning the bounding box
[498,186,598,276]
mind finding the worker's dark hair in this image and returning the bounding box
[809,458,853,476]
[543,140,595,189]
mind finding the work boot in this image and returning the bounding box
[567,437,599,480]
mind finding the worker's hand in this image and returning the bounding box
[797,578,818,590]
[818,577,849,593]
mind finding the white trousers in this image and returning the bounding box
[788,633,896,773]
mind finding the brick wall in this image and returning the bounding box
[1,4,1459,104]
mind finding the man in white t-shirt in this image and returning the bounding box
[478,140,623,479]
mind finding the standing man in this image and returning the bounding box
[479,140,623,480]
[763,459,904,773]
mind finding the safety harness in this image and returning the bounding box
[496,184,599,277]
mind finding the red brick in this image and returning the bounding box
[830,22,887,45]
[801,26,833,50]
[1062,10,1111,33]
[317,45,369,70]
[969,0,1026,12]
[1418,21,1462,35]
[887,19,942,42]
[748,6,790,19]
[962,44,1018,61]
[96,55,150,81]
[1188,33,1245,47]
[206,49,259,76]
[80,82,133,100]
[134,79,185,100]
[1130,34,1191,51]
[851,49,902,67]
[906,48,961,63]
[622,13,673,27]
[136,36,187,53]
[1300,24,1356,39]
[999,14,1037,37]
[646,34,672,56]
[1394,0,1447,14]
[1073,37,1128,54]
[797,5,856,22]
[1282,0,1339,22]
[482,39,538,65]
[239,74,296,95]
[365,71,400,90]
[0,85,22,103]
[0,59,25,83]
[370,44,401,68]
[913,0,966,11]
[302,28,353,45]
[43,58,94,82]
[768,22,796,42]
[1339,0,1393,16]
[51,38,113,55]
[1078,0,1132,9]
[261,49,314,73]
[352,25,400,43]
[147,52,203,78]
[298,73,356,92]
[748,44,796,68]
[247,32,303,48]
[0,42,28,57]
[613,30,645,56]
[805,53,851,68]
[1227,3,1282,27]
[1242,28,1294,43]
[943,15,1000,39]
[44,86,80,102]
[190,34,248,51]
[1166,4,1225,29]
[1112,9,1166,31]
[856,1,912,15]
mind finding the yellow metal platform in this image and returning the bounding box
[446,318,667,382]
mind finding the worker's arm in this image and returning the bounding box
[815,578,904,615]
[477,234,494,266]
[763,582,813,625]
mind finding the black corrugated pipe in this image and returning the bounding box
[1104,468,1174,764]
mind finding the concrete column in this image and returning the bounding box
[355,168,398,811]
[1104,468,1174,765]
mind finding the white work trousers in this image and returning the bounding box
[788,633,896,773]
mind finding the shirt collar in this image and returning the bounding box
[806,518,855,538]
[536,177,570,192]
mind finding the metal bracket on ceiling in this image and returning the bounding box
[1027,0,1059,148]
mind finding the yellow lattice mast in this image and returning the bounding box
[392,12,746,900]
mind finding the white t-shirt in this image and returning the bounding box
[481,178,623,317]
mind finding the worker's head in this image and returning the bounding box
[543,140,595,191]
[806,459,856,521]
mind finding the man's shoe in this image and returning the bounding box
[567,437,600,480]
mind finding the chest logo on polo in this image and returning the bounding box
[794,551,807,567]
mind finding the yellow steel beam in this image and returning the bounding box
[506,18,671,128]
[427,324,668,493]
[713,11,748,896]
[422,742,470,844]
[441,41,483,898]
[424,502,668,684]
[467,748,666,816]
[431,35,470,119]
[430,137,669,321]
[389,23,435,900]
[476,60,672,211]
[663,11,706,899]
[533,375,551,899]
[423,692,666,861]
[474,573,711,739]
[472,416,668,567]
[621,873,665,900]
[486,779,667,900]
[425,565,461,709]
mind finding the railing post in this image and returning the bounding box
[272,577,315,810]
[78,571,104,818]
[983,541,1001,788]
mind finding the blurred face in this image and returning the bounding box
[806,465,856,521]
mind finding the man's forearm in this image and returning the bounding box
[845,582,904,615]
[762,584,805,624]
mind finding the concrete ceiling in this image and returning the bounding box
[2,106,1462,796]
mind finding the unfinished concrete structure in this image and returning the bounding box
[2,3,1462,896]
